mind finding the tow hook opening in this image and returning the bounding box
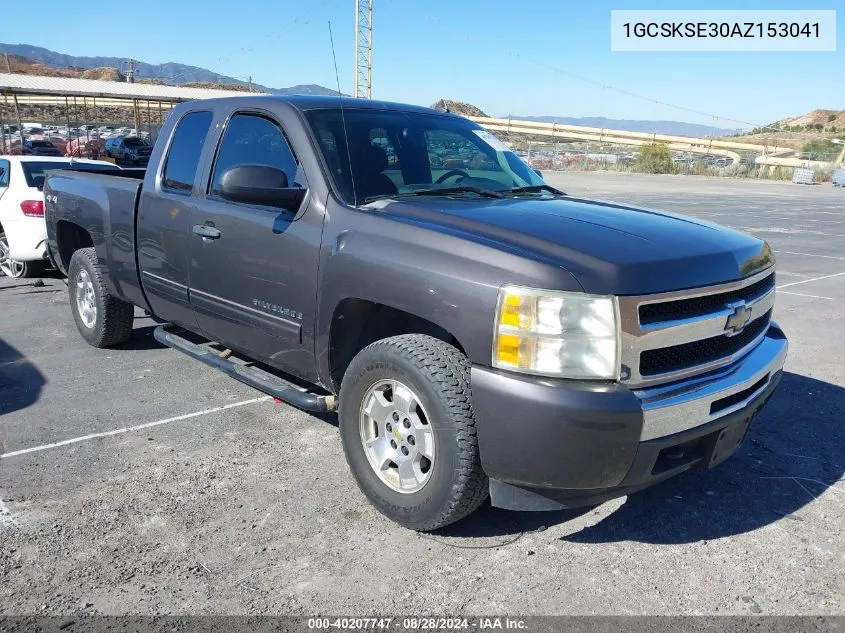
[652,439,704,475]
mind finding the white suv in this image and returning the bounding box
[0,156,119,277]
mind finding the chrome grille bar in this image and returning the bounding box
[619,267,776,388]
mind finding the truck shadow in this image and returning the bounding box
[112,324,167,351]
[0,337,46,417]
[440,372,845,543]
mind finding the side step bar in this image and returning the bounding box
[153,325,336,413]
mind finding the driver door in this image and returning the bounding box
[188,111,320,379]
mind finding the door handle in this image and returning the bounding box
[192,224,222,240]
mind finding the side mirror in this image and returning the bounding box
[218,164,306,211]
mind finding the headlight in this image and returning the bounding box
[492,286,620,379]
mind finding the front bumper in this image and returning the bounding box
[472,323,788,511]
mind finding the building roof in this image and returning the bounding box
[0,73,258,102]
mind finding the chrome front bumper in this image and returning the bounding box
[635,324,788,441]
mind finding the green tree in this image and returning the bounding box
[828,114,837,123]
[634,142,673,174]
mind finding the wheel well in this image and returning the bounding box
[329,299,466,392]
[56,221,94,272]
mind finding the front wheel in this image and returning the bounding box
[67,247,134,347]
[338,334,488,531]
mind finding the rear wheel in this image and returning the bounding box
[0,232,40,279]
[67,247,134,347]
[339,334,488,531]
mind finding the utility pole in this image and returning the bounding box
[124,59,136,83]
[5,53,25,146]
[248,76,253,93]
[354,0,373,98]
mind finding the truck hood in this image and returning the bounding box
[370,195,773,295]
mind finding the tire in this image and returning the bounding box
[0,231,42,279]
[338,334,488,531]
[67,247,134,347]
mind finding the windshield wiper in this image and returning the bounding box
[505,184,566,196]
[364,185,504,204]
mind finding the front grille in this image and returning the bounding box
[640,310,771,376]
[639,273,774,325]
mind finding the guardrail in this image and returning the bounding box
[467,115,836,170]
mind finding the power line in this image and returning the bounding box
[509,52,786,135]
[389,0,821,138]
[159,0,342,85]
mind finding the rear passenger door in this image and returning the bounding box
[137,110,213,330]
[188,110,320,379]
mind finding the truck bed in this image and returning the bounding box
[44,169,148,309]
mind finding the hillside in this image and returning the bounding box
[777,109,845,130]
[431,100,488,117]
[0,43,337,96]
[2,54,122,81]
[728,109,844,151]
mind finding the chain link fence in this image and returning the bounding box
[511,140,839,183]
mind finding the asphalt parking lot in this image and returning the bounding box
[1,172,843,616]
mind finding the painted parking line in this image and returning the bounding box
[775,250,845,261]
[779,291,834,300]
[0,396,271,460]
[777,272,845,290]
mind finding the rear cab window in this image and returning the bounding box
[161,111,214,193]
[21,161,120,189]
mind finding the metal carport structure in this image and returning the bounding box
[0,73,260,153]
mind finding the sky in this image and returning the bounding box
[4,0,843,129]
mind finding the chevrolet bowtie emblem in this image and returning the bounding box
[393,428,404,442]
[725,302,752,334]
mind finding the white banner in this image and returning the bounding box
[610,10,836,52]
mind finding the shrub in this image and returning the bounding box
[634,142,673,174]
[802,138,839,157]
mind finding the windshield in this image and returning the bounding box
[305,108,545,204]
[22,161,121,189]
[123,137,147,147]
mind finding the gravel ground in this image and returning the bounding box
[1,172,843,616]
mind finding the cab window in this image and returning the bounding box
[162,111,213,193]
[209,113,304,199]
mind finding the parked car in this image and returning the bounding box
[66,137,107,160]
[0,156,120,277]
[44,96,787,530]
[22,140,63,157]
[105,136,153,165]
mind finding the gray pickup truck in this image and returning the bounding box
[44,96,788,530]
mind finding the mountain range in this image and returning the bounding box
[0,43,338,96]
[1,44,742,136]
